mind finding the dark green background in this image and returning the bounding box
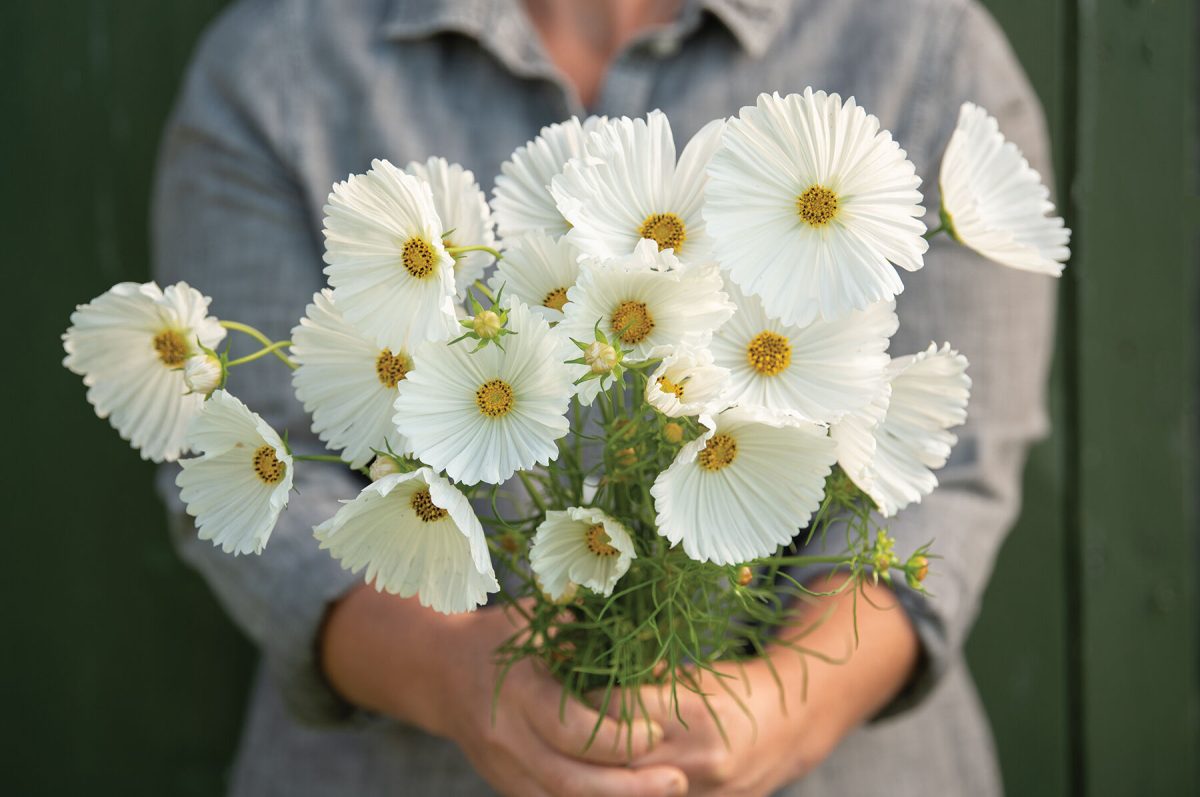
[4,1,1196,794]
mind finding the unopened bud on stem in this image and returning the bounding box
[472,310,503,340]
[584,341,619,374]
[183,353,223,396]
[368,456,401,481]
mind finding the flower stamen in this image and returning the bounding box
[252,444,286,484]
[153,329,189,367]
[410,488,448,522]
[585,524,619,557]
[796,185,840,227]
[656,375,685,399]
[610,300,655,344]
[475,379,515,418]
[746,331,792,376]
[543,287,569,312]
[401,237,438,278]
[638,212,687,252]
[375,349,411,388]
[698,433,738,471]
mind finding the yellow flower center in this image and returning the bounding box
[796,185,840,227]
[543,287,569,312]
[638,212,687,252]
[401,236,438,278]
[746,331,792,376]
[585,523,620,557]
[698,433,738,471]
[252,444,286,485]
[410,488,448,522]
[475,379,515,418]
[375,349,411,388]
[153,329,189,367]
[610,300,655,344]
[656,375,685,400]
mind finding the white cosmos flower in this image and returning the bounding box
[939,102,1070,276]
[705,89,928,326]
[652,407,836,565]
[488,232,583,323]
[323,159,458,347]
[405,156,496,296]
[176,390,293,555]
[529,506,636,601]
[552,111,724,265]
[832,343,971,516]
[645,346,730,418]
[710,280,897,423]
[315,468,498,614]
[492,115,610,239]
[393,301,573,485]
[62,281,226,463]
[290,290,410,470]
[559,239,734,365]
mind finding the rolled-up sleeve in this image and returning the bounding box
[152,2,362,726]
[796,1,1059,714]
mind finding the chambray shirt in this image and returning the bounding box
[153,1,1056,794]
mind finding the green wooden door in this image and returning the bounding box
[5,1,1196,794]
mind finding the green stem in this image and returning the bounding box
[448,244,503,261]
[219,320,297,369]
[517,471,547,513]
[472,279,496,302]
[226,340,293,367]
[922,222,947,240]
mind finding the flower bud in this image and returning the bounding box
[584,341,619,374]
[183,353,222,396]
[616,447,637,467]
[368,456,401,481]
[736,566,754,587]
[472,310,503,339]
[905,555,930,588]
[662,422,684,444]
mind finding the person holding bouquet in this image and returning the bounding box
[140,0,1059,794]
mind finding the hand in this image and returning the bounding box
[322,586,688,797]
[623,576,920,796]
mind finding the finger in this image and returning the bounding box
[526,688,665,764]
[533,755,688,797]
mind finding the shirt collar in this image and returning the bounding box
[382,0,791,60]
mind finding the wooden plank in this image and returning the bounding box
[2,2,251,794]
[1073,0,1200,794]
[967,2,1073,795]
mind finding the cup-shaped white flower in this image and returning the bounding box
[314,468,498,614]
[652,408,837,565]
[559,239,735,364]
[705,89,927,326]
[405,156,496,296]
[394,301,573,485]
[939,102,1071,276]
[552,111,725,265]
[62,281,226,462]
[645,346,730,418]
[290,290,411,470]
[529,507,637,601]
[832,343,971,516]
[710,280,898,423]
[488,232,583,323]
[323,159,458,347]
[492,115,610,240]
[176,390,293,555]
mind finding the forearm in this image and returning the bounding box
[320,584,463,736]
[768,573,920,775]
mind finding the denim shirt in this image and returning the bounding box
[153,1,1055,794]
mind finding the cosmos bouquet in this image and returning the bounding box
[63,91,1068,736]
